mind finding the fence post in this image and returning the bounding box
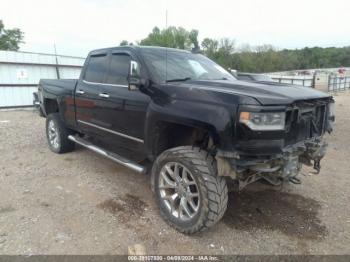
[334,76,337,93]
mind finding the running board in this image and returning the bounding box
[68,135,145,174]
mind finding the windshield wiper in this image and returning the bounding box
[166,77,191,83]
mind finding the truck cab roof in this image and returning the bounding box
[89,45,192,56]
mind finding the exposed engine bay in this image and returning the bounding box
[217,98,335,190]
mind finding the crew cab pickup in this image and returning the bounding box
[38,46,335,234]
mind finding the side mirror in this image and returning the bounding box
[128,60,141,91]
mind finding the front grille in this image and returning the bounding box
[285,99,328,144]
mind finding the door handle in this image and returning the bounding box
[76,90,85,95]
[99,93,110,98]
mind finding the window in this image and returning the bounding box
[141,49,236,83]
[105,53,131,86]
[84,54,109,83]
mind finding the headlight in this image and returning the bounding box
[239,111,285,131]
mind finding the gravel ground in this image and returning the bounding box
[0,93,349,255]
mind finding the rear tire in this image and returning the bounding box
[152,146,228,234]
[46,113,75,154]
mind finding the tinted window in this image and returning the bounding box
[106,54,131,85]
[141,49,236,83]
[84,54,109,83]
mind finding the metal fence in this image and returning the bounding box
[328,76,350,92]
[0,50,84,108]
[270,74,350,93]
[270,76,315,88]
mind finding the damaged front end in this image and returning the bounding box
[216,98,335,190]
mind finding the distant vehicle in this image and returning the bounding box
[338,68,346,77]
[236,72,275,82]
[38,46,334,234]
[298,70,312,76]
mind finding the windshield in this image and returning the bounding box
[140,48,236,83]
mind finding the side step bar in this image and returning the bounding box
[68,135,145,174]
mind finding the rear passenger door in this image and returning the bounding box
[75,52,110,136]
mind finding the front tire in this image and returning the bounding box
[46,113,75,154]
[152,146,228,234]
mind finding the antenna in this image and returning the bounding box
[165,9,168,82]
[54,43,60,79]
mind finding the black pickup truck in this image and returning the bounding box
[38,46,334,234]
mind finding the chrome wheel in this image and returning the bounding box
[159,162,200,221]
[48,120,60,149]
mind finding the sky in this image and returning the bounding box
[1,0,350,57]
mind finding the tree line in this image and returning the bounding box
[121,26,350,73]
[1,20,349,73]
[0,20,24,51]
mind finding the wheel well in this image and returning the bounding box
[44,99,59,115]
[152,122,214,157]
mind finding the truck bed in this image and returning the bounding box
[39,79,78,95]
[38,79,78,127]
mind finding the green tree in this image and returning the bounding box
[119,40,129,46]
[139,26,199,50]
[0,20,24,51]
[201,38,218,59]
[189,29,199,51]
[126,26,350,73]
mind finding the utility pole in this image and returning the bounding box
[54,43,60,79]
[165,9,168,82]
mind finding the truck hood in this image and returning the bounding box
[179,79,330,105]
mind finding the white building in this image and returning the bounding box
[0,50,85,108]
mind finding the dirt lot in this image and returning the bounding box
[0,93,350,255]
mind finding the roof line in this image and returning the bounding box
[90,45,192,54]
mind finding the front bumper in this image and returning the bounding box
[216,136,328,188]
